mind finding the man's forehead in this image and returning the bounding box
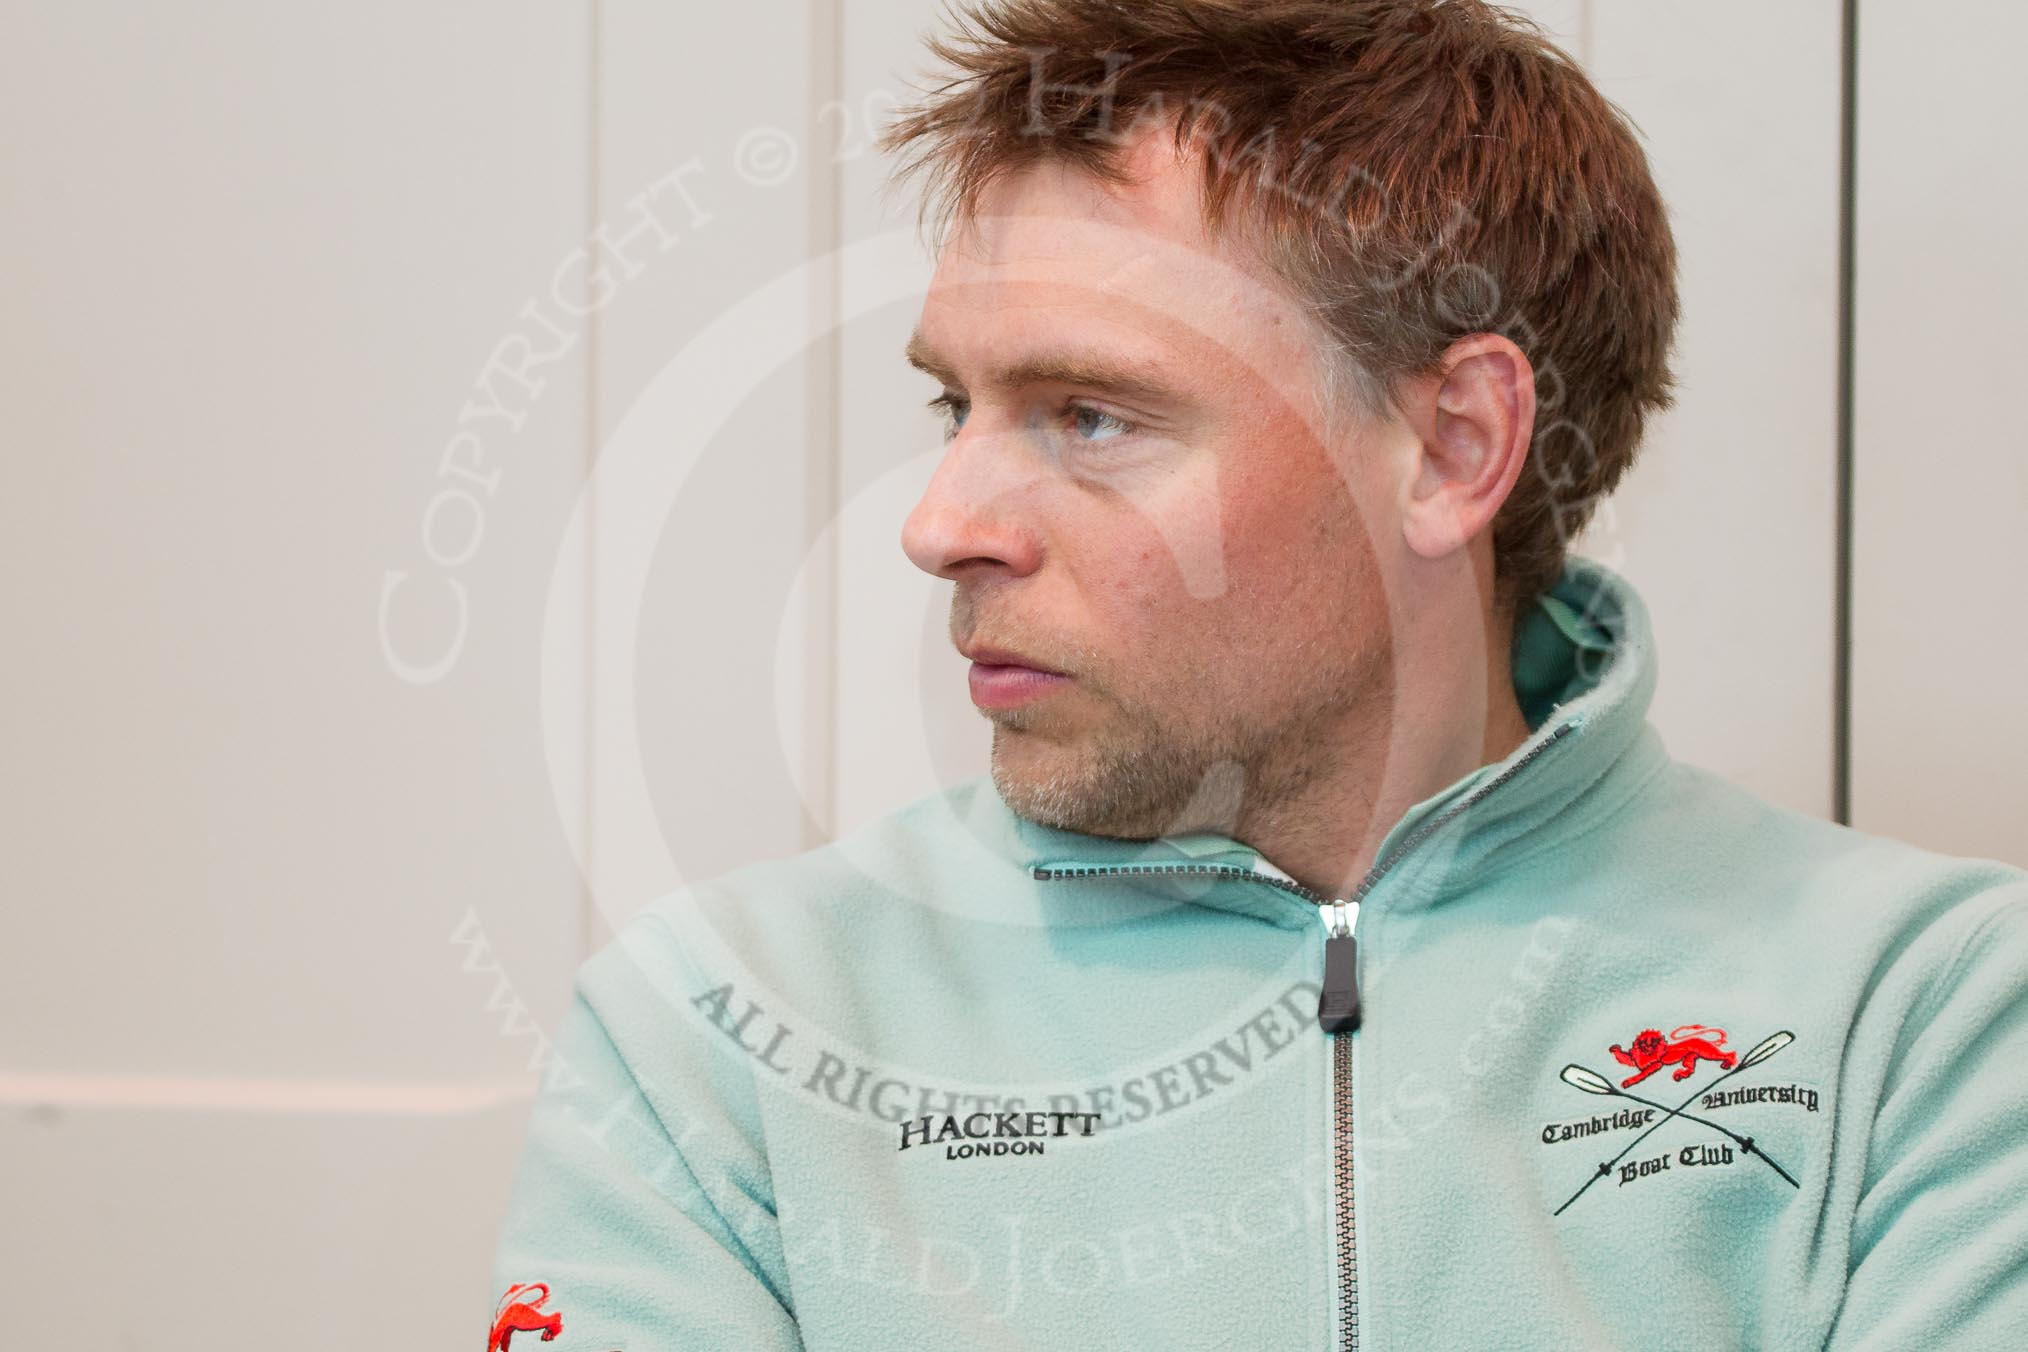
[929,131,1227,285]
[926,173,1296,343]
[907,144,1319,400]
[909,231,1316,401]
[931,211,1177,300]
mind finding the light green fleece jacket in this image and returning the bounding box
[488,554,2028,1351]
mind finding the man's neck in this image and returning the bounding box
[1233,599,1531,901]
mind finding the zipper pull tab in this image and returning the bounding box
[1316,899,1362,1034]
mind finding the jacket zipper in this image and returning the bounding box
[1028,716,1582,1350]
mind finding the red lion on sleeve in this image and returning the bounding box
[489,1282,564,1351]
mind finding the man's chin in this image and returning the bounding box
[987,734,1170,839]
[988,723,1260,843]
[988,739,1097,829]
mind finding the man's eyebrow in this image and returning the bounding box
[903,330,1182,403]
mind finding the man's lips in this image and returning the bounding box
[958,643,1072,709]
[959,642,1066,676]
[967,661,1071,709]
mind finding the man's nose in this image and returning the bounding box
[900,425,1044,582]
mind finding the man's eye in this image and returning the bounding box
[1066,401,1133,443]
[926,393,967,439]
[924,394,1137,447]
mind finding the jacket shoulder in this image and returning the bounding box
[1637,756,2028,954]
[630,773,999,929]
[572,776,1007,1028]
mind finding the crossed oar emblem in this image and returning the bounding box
[1553,1029,1800,1216]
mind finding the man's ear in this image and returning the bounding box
[1394,334,1535,562]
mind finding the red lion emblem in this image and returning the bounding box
[489,1282,564,1351]
[1609,1024,1737,1087]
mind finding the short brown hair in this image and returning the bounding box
[877,0,1680,615]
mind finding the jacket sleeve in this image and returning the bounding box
[1824,879,2028,1349]
[487,917,804,1351]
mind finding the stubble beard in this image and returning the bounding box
[986,650,1373,842]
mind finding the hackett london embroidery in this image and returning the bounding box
[1546,1025,1807,1215]
[897,1108,1105,1160]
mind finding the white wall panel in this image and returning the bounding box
[1,1104,531,1349]
[0,3,593,1346]
[1579,3,1845,819]
[832,0,982,834]
[589,2,829,929]
[1851,0,2028,866]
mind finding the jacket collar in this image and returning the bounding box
[976,553,1668,926]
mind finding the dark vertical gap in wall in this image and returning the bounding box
[1833,0,1858,826]
[581,0,604,960]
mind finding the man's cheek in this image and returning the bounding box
[1102,483,1234,604]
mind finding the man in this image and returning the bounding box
[489,2,2028,1348]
